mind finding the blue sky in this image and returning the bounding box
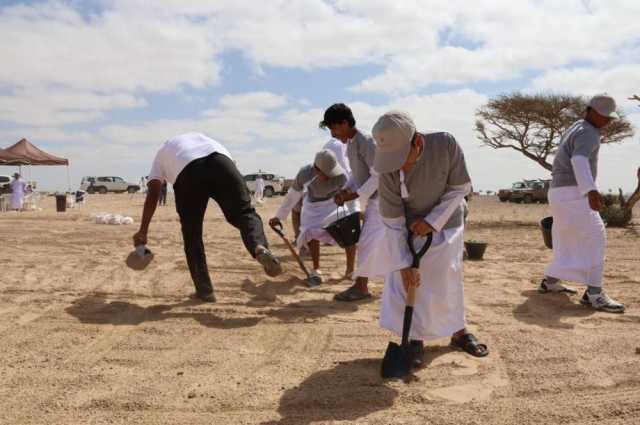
[0,0,638,192]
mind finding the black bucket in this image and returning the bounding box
[324,209,361,248]
[464,241,488,260]
[540,216,553,249]
[55,194,67,213]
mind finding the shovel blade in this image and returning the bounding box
[381,342,412,379]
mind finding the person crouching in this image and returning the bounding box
[270,150,358,283]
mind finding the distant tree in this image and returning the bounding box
[630,94,640,104]
[600,167,640,227]
[475,93,634,171]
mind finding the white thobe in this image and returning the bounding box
[344,132,385,279]
[379,183,470,340]
[544,186,605,287]
[10,179,27,210]
[255,177,265,201]
[545,155,605,287]
[275,165,356,249]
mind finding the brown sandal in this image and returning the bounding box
[334,286,372,302]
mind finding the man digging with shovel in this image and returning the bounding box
[269,149,358,284]
[372,111,488,377]
[133,132,282,303]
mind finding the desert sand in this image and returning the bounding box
[1,194,639,425]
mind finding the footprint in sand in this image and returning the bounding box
[425,372,509,404]
[17,311,42,325]
[423,353,508,404]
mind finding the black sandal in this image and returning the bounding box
[333,286,372,302]
[450,333,489,357]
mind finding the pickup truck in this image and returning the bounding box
[498,179,550,204]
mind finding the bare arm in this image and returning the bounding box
[133,179,162,246]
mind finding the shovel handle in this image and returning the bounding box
[269,220,313,279]
[270,221,285,238]
[406,277,417,307]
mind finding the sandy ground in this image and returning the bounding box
[1,194,639,425]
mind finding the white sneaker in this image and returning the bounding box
[538,278,577,294]
[580,291,625,313]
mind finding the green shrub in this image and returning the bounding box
[600,205,632,227]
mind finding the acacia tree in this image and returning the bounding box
[475,93,634,171]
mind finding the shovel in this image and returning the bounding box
[270,222,322,287]
[381,231,433,379]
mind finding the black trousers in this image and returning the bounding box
[173,152,268,295]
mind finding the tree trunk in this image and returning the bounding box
[624,167,640,211]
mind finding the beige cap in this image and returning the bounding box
[372,111,416,174]
[589,94,618,119]
[314,149,344,177]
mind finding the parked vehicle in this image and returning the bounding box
[0,175,11,194]
[498,179,550,203]
[80,176,140,194]
[243,172,285,197]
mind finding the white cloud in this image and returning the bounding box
[530,64,640,111]
[352,0,640,94]
[0,88,146,126]
[0,1,222,93]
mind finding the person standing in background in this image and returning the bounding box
[539,94,625,313]
[254,174,265,204]
[159,181,168,206]
[9,173,28,211]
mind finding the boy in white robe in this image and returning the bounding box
[270,150,357,282]
[10,173,28,211]
[539,94,624,313]
[320,104,387,301]
[254,175,265,203]
[372,111,488,362]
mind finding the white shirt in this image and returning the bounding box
[148,133,232,184]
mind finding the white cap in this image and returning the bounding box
[588,94,618,119]
[372,111,417,174]
[314,149,344,177]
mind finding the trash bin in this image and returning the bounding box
[55,194,67,212]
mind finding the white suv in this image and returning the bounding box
[243,172,285,197]
[80,176,140,194]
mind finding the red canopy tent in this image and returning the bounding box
[0,147,26,165]
[0,138,70,190]
[1,138,68,165]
